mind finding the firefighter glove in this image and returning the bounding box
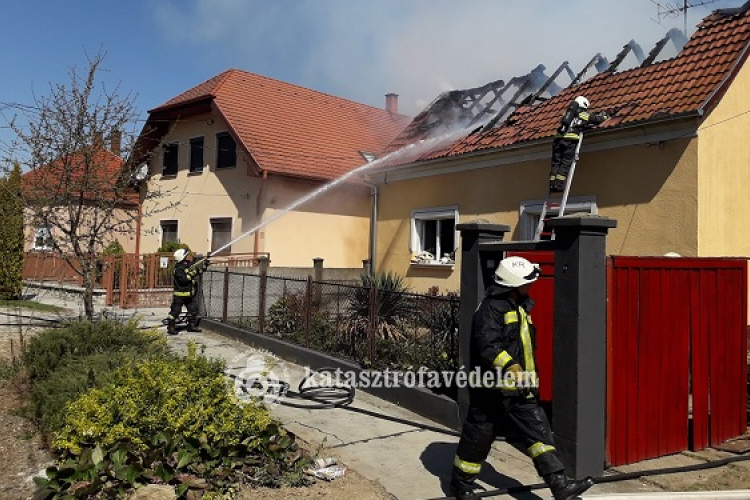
[504,363,532,397]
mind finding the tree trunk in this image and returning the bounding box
[82,268,95,320]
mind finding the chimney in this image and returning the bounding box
[110,129,121,156]
[385,93,399,114]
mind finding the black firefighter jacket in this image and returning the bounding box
[469,284,538,392]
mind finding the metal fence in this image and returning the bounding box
[201,268,460,394]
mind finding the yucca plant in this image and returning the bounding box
[346,272,412,342]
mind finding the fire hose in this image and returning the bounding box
[228,367,750,500]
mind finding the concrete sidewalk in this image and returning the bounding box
[16,296,750,500]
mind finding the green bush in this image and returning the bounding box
[28,349,165,433]
[35,344,309,498]
[52,345,270,453]
[101,240,125,257]
[22,319,167,382]
[157,240,191,254]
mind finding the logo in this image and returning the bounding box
[229,349,290,405]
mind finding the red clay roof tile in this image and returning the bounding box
[22,147,138,205]
[148,69,411,181]
[379,2,750,167]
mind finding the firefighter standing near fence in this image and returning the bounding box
[548,96,609,193]
[450,256,594,500]
[167,248,210,335]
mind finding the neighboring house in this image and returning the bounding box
[22,133,139,254]
[368,2,750,293]
[132,69,410,267]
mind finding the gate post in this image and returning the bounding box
[546,214,616,479]
[456,222,510,424]
[258,255,269,334]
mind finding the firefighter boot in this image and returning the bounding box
[167,319,177,336]
[545,472,594,500]
[450,467,480,500]
[187,317,202,333]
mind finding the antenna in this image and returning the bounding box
[651,0,720,33]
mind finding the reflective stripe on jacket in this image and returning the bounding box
[470,284,538,391]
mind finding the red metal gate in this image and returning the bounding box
[510,250,556,402]
[606,257,748,466]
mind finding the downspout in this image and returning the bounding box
[135,201,142,256]
[362,176,378,276]
[255,170,268,256]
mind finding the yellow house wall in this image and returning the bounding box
[140,113,262,255]
[141,112,370,267]
[23,206,138,253]
[376,131,698,293]
[697,59,750,257]
[259,177,370,268]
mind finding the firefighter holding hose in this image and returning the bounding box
[450,256,593,500]
[166,249,210,335]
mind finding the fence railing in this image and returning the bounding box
[23,251,84,286]
[201,268,460,397]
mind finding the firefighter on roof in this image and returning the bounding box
[548,96,609,193]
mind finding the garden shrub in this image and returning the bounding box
[28,348,165,433]
[53,345,271,452]
[22,319,167,382]
[36,343,309,498]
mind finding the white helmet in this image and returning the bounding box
[493,256,541,288]
[173,248,188,263]
[574,96,590,109]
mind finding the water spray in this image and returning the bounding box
[209,126,481,256]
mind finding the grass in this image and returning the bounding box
[0,299,64,313]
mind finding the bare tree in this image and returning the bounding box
[2,52,172,319]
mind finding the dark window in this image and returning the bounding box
[162,142,178,176]
[161,220,178,246]
[190,137,204,172]
[216,133,236,169]
[211,218,232,255]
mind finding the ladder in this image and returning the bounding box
[533,134,584,241]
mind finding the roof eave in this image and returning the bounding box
[368,113,702,183]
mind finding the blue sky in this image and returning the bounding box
[0,0,742,146]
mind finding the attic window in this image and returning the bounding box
[359,151,376,163]
[216,132,236,169]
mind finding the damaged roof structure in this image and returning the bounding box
[368,0,750,293]
[378,1,746,166]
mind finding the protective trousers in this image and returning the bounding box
[452,389,564,491]
[168,295,200,327]
[549,138,578,193]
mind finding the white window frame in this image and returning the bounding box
[33,225,53,251]
[519,195,598,240]
[210,217,233,255]
[410,206,458,265]
[160,220,179,247]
